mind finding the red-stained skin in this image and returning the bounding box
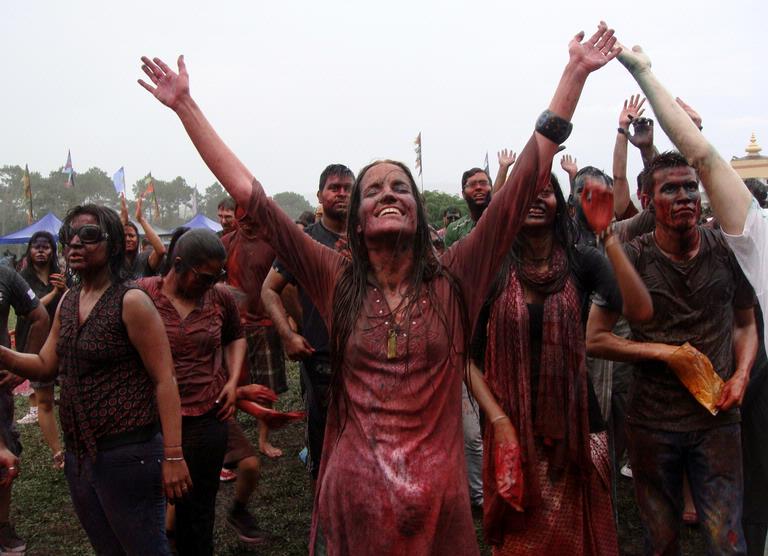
[66,214,110,272]
[319,174,353,221]
[522,183,558,230]
[357,163,417,241]
[650,166,701,232]
[494,441,524,511]
[580,178,614,233]
[463,171,492,216]
[124,224,139,254]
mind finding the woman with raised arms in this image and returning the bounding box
[138,21,619,555]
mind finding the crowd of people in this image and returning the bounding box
[0,20,764,556]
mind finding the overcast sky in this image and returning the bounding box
[1,0,765,204]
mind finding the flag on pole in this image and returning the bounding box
[142,173,160,221]
[63,150,75,188]
[483,151,490,176]
[414,132,423,176]
[112,167,126,196]
[22,165,33,224]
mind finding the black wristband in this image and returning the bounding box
[535,110,573,144]
[617,127,626,135]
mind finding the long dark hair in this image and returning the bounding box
[328,160,470,431]
[62,204,127,283]
[487,173,576,302]
[24,231,60,275]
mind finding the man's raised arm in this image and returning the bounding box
[617,44,752,235]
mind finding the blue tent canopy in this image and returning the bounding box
[0,213,63,245]
[179,213,222,233]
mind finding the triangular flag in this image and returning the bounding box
[22,165,33,224]
[112,167,126,196]
[63,150,75,188]
[483,151,490,176]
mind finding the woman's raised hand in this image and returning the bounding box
[568,21,621,74]
[138,55,190,111]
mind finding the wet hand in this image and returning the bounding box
[283,332,315,361]
[568,21,620,73]
[492,417,524,511]
[138,55,191,111]
[716,371,748,411]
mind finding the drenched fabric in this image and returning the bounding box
[243,134,552,555]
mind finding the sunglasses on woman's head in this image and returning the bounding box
[59,225,109,245]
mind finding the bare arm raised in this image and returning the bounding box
[448,22,621,322]
[617,44,752,235]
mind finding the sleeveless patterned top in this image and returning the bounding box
[56,282,158,459]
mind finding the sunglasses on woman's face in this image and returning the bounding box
[59,225,109,245]
[189,266,226,287]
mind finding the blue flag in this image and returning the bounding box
[112,167,126,195]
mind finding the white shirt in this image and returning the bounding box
[722,198,768,350]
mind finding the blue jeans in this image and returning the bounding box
[65,433,170,556]
[627,423,746,556]
[462,383,483,506]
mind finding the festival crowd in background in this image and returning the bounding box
[0,20,765,556]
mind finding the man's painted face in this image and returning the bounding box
[462,172,492,213]
[651,166,701,232]
[318,174,353,221]
[357,163,417,241]
[218,208,235,234]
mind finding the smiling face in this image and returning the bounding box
[651,165,700,232]
[66,214,109,272]
[462,170,492,214]
[124,224,138,253]
[522,182,558,230]
[357,162,418,241]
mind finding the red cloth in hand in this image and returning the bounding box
[494,440,524,511]
[236,384,278,405]
[236,399,305,429]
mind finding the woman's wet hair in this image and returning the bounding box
[329,159,471,432]
[169,228,226,272]
[62,204,126,282]
[24,231,60,275]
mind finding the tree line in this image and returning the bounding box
[0,165,466,236]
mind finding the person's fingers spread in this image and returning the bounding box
[141,65,159,84]
[637,97,646,110]
[141,56,162,76]
[587,24,603,45]
[602,36,618,56]
[573,31,585,44]
[154,57,173,75]
[597,30,616,52]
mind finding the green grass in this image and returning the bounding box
[9,361,705,555]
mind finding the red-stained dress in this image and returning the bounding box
[243,136,550,555]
